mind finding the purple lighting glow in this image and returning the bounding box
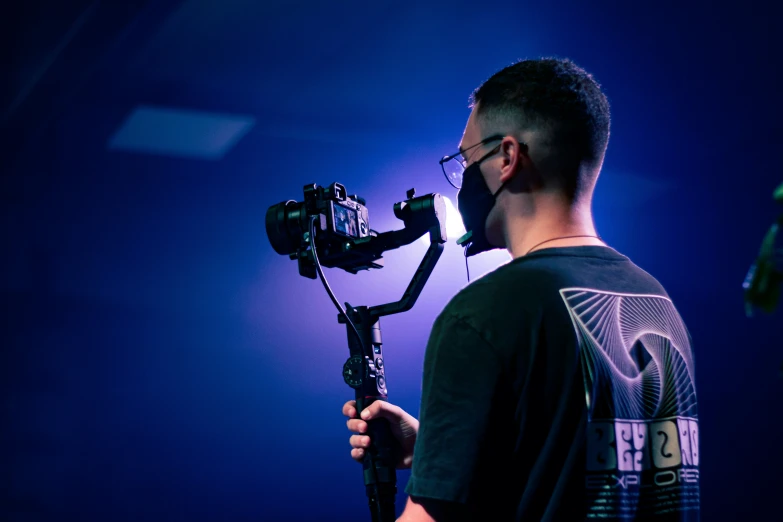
[421,196,465,245]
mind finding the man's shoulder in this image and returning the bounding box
[441,246,668,322]
[440,260,553,324]
[447,257,568,306]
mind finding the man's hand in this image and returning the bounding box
[343,399,419,469]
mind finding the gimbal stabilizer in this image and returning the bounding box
[266,184,448,521]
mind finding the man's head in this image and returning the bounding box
[456,57,611,252]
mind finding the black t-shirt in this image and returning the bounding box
[405,246,700,521]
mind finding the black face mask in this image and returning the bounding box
[457,162,510,257]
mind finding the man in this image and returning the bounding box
[343,57,699,521]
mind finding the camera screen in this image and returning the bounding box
[333,203,358,237]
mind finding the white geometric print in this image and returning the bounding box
[560,289,698,421]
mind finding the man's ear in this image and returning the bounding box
[499,137,536,188]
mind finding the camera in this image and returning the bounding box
[266,182,447,280]
[266,182,375,279]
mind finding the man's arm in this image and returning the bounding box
[401,312,505,519]
[397,496,435,522]
[397,496,471,522]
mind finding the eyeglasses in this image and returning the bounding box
[439,134,504,189]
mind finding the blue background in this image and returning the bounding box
[2,1,781,520]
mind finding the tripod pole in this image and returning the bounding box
[341,305,398,522]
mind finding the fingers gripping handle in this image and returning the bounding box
[357,397,399,486]
[357,397,398,522]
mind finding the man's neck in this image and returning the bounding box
[503,198,603,259]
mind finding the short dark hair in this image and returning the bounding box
[470,57,611,200]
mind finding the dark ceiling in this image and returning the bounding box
[2,1,781,521]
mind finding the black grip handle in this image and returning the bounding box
[357,397,399,479]
[357,396,398,522]
[341,305,398,521]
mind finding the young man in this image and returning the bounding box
[343,57,700,521]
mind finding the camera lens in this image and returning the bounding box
[265,200,305,255]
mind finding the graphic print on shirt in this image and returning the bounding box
[560,289,699,519]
